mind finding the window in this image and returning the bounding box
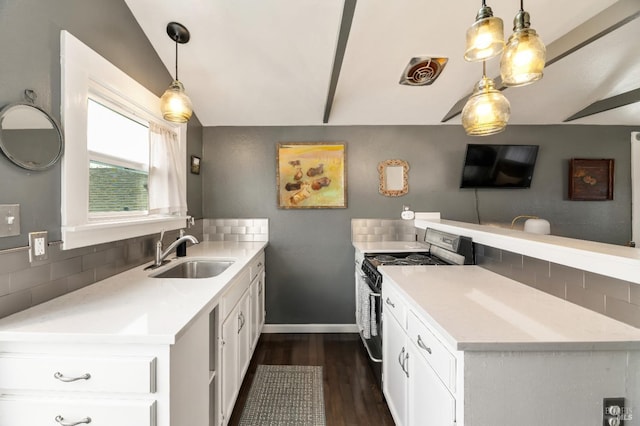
[61,31,187,250]
[88,99,150,215]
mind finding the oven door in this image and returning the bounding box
[356,272,382,364]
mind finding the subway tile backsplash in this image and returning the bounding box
[351,219,416,242]
[475,243,640,328]
[0,221,204,320]
[202,218,269,242]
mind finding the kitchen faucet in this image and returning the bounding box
[152,231,199,267]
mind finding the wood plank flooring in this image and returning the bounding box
[228,333,395,426]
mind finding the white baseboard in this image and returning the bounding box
[262,323,358,333]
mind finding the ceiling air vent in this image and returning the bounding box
[399,56,448,86]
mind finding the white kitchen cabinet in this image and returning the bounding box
[408,338,456,426]
[382,300,408,426]
[0,396,156,426]
[382,284,456,426]
[249,252,265,351]
[0,309,209,426]
[380,265,640,426]
[217,250,265,425]
[0,245,268,426]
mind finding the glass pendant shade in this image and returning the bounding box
[464,5,505,62]
[462,76,511,136]
[500,11,546,86]
[160,80,193,123]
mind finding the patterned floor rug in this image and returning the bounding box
[239,364,326,426]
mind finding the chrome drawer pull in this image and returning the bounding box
[416,335,432,354]
[54,372,91,382]
[385,297,395,308]
[55,415,92,426]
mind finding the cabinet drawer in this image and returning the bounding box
[249,251,265,282]
[382,284,406,328]
[0,396,156,426]
[221,268,250,320]
[0,354,156,394]
[408,311,456,392]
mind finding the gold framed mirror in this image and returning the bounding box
[378,159,409,197]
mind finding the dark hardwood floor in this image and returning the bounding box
[228,333,395,426]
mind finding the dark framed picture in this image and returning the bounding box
[190,155,201,175]
[569,158,614,201]
[276,142,347,209]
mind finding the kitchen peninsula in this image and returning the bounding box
[0,241,267,426]
[354,218,640,425]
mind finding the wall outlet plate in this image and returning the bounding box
[603,397,626,426]
[29,231,48,262]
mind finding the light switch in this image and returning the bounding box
[0,204,20,237]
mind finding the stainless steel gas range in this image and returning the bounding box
[355,228,474,387]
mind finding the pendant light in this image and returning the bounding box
[160,22,193,123]
[464,0,505,62]
[500,0,546,87]
[462,62,511,136]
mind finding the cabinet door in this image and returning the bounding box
[237,291,251,381]
[382,312,408,426]
[0,396,156,426]
[219,304,239,424]
[408,349,456,426]
[249,271,265,349]
[249,276,259,351]
[257,271,265,332]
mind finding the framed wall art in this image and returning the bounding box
[569,158,614,201]
[276,142,347,209]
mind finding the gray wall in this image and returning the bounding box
[203,125,635,324]
[0,0,204,251]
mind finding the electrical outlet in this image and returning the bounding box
[603,398,626,426]
[28,231,48,262]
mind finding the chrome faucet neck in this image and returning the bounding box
[153,234,199,267]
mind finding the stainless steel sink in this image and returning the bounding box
[150,260,234,279]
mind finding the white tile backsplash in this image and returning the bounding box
[203,218,269,242]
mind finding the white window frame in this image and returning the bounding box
[60,30,188,250]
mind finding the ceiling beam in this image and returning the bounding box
[564,87,640,122]
[323,0,357,124]
[440,0,640,123]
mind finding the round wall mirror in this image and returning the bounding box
[0,102,64,171]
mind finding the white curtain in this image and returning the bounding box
[148,122,187,216]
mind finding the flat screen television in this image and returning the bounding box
[460,144,539,188]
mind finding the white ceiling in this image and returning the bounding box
[124,0,640,127]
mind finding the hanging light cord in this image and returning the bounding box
[519,0,524,12]
[174,41,179,81]
[482,60,487,78]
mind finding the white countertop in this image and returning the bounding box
[415,218,640,285]
[381,265,640,351]
[352,241,430,253]
[0,241,267,345]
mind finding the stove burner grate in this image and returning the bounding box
[374,254,397,263]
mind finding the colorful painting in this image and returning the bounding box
[277,142,347,209]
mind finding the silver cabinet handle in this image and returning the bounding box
[404,352,410,378]
[397,347,405,370]
[416,335,432,354]
[55,415,91,426]
[54,372,91,382]
[385,297,395,308]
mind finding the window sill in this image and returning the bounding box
[62,215,188,250]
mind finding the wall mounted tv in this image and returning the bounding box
[460,144,539,188]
